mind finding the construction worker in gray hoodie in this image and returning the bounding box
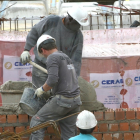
[30,34,82,140]
[20,5,89,88]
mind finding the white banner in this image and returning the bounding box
[90,69,140,109]
[3,55,35,83]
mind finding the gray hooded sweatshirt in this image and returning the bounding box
[24,15,83,76]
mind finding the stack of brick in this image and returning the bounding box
[0,108,140,140]
[92,108,140,140]
[0,114,59,140]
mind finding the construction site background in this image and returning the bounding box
[0,1,140,140]
[0,0,140,31]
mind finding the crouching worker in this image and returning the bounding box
[29,34,82,140]
[69,110,97,140]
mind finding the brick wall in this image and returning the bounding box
[92,108,140,140]
[1,108,140,140]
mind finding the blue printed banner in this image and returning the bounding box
[3,55,35,82]
[90,70,140,109]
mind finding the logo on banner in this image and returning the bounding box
[91,80,99,88]
[102,79,123,85]
[4,62,12,69]
[125,78,133,86]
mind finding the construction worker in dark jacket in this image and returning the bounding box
[29,34,82,140]
[20,5,89,89]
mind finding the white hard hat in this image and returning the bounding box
[37,34,56,57]
[76,110,97,129]
[68,5,89,26]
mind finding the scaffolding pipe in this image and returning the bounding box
[119,0,121,8]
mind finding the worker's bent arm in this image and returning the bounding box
[24,16,54,51]
[43,83,52,92]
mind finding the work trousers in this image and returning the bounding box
[29,95,81,140]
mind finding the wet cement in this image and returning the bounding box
[0,104,25,115]
[78,77,107,112]
[0,78,107,115]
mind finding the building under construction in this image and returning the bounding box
[0,0,140,139]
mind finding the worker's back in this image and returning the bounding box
[69,133,97,140]
[46,51,80,97]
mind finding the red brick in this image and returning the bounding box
[4,126,14,132]
[0,127,3,132]
[15,126,25,133]
[126,110,135,120]
[120,123,129,131]
[109,124,118,131]
[93,125,98,132]
[134,133,140,140]
[18,114,28,123]
[137,108,140,111]
[29,116,32,121]
[103,134,112,140]
[99,123,108,132]
[7,114,17,123]
[26,126,30,130]
[115,111,125,120]
[124,133,133,140]
[94,111,104,121]
[107,109,114,111]
[76,128,80,134]
[105,111,114,120]
[44,135,50,140]
[92,134,102,140]
[0,115,6,123]
[113,133,123,140]
[21,137,29,140]
[130,122,139,131]
[116,108,123,111]
[47,126,55,133]
[136,110,140,119]
[51,136,61,140]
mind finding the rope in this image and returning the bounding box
[55,111,80,122]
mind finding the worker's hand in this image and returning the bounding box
[20,51,31,65]
[35,87,45,98]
